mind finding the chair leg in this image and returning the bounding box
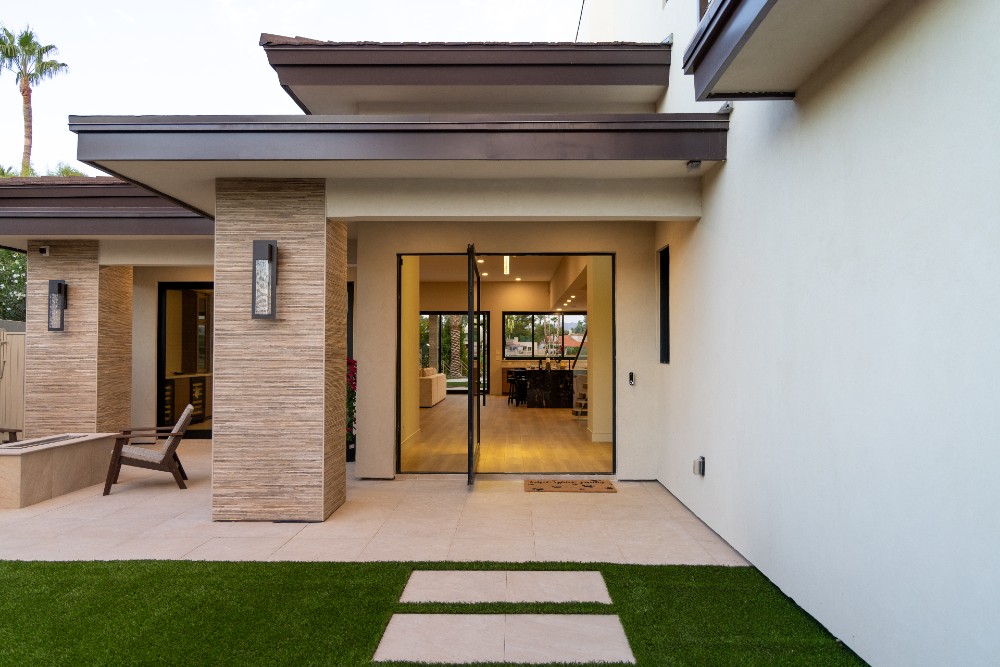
[103,450,122,496]
[169,461,187,490]
[173,453,188,480]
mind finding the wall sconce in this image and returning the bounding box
[48,280,67,332]
[252,240,278,319]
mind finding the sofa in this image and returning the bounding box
[419,368,447,407]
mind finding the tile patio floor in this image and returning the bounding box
[0,441,748,565]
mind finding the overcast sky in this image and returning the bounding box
[0,0,584,175]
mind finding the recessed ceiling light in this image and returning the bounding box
[556,308,563,311]
[482,272,489,276]
[477,259,484,264]
[570,295,576,298]
[515,277,522,281]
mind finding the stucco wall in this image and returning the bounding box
[354,220,658,480]
[583,0,1000,664]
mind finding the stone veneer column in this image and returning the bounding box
[24,242,132,437]
[213,179,346,521]
[97,266,133,432]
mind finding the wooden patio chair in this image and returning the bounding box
[103,404,194,495]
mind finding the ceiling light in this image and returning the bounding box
[482,272,489,276]
[556,308,563,311]
[570,295,576,298]
[515,277,521,281]
[503,255,510,275]
[477,259,484,264]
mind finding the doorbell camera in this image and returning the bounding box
[38,246,50,257]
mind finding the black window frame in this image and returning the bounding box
[659,246,670,364]
[501,310,587,360]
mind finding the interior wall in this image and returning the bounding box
[355,219,657,480]
[549,255,588,309]
[587,257,613,442]
[399,256,421,448]
[131,266,213,428]
[646,0,1000,665]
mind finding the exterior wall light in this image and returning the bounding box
[47,280,67,332]
[252,240,278,319]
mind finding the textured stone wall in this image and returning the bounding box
[24,241,100,437]
[97,266,133,432]
[213,179,346,521]
[324,219,348,517]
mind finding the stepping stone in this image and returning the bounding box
[400,570,612,604]
[507,571,612,603]
[373,614,504,663]
[373,614,635,664]
[505,614,635,664]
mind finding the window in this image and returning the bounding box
[503,311,587,360]
[659,246,670,364]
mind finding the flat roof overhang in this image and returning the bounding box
[682,0,895,101]
[70,114,729,219]
[0,177,213,248]
[261,37,673,114]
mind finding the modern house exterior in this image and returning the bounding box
[0,0,997,664]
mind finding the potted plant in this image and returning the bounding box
[346,357,357,462]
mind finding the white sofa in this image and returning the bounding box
[419,368,447,407]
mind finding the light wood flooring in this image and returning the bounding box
[401,394,613,474]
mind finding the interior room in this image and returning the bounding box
[398,253,614,474]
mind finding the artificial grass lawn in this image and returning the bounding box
[0,561,865,666]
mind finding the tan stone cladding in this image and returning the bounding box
[213,179,346,521]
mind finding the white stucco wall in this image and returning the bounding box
[354,219,660,480]
[579,0,1000,664]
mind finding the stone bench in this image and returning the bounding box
[0,433,117,509]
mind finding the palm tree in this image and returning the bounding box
[0,27,68,176]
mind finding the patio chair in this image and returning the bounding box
[103,404,194,495]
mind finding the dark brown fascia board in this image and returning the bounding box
[262,40,671,113]
[260,39,672,66]
[0,218,213,236]
[0,178,213,235]
[70,114,728,163]
[682,0,794,101]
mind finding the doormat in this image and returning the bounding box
[524,480,616,493]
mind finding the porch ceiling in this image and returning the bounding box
[70,114,728,220]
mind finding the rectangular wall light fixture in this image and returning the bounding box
[252,240,278,319]
[503,255,510,275]
[47,280,67,332]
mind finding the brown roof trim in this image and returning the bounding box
[0,177,213,236]
[70,114,728,163]
[260,38,672,113]
[682,0,794,101]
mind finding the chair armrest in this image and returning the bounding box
[115,431,182,440]
[120,426,177,433]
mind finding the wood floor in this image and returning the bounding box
[401,395,613,474]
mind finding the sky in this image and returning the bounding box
[0,0,585,175]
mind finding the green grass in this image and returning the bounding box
[0,561,865,666]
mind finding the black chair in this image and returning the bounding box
[512,370,528,406]
[507,371,518,405]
